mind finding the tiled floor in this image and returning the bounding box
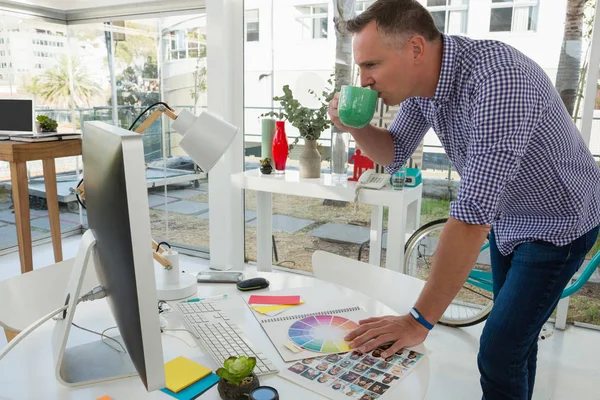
[1,237,599,399]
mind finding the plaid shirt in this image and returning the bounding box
[387,34,600,255]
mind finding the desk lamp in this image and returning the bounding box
[76,104,239,300]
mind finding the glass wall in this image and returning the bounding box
[156,14,210,254]
[0,14,85,253]
[0,8,211,258]
[242,0,600,327]
[243,0,373,273]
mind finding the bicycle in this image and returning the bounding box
[403,218,600,327]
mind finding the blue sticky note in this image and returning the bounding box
[161,373,220,400]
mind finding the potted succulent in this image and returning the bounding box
[262,79,335,179]
[36,115,58,133]
[259,158,272,174]
[216,356,259,400]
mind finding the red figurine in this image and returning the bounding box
[348,149,374,181]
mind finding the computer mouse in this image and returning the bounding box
[236,277,270,291]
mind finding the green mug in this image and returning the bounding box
[338,85,379,129]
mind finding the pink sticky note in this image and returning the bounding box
[248,295,301,305]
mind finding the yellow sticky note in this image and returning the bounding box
[164,356,212,393]
[251,302,304,314]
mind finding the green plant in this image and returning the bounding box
[216,356,256,385]
[262,77,335,149]
[259,157,271,167]
[36,115,58,132]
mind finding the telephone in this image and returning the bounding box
[357,169,389,190]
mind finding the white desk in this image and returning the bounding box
[232,169,422,272]
[0,261,429,399]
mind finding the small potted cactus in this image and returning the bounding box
[216,356,259,400]
[259,158,272,175]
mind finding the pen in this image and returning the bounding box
[181,294,229,303]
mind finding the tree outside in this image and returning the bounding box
[555,0,595,119]
[22,55,102,109]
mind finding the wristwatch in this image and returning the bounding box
[410,307,434,330]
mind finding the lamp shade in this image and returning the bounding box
[173,110,239,172]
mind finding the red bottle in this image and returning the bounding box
[272,121,288,173]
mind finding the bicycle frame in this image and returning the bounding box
[468,243,600,299]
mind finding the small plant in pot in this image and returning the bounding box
[36,115,58,133]
[216,356,259,400]
[262,77,335,179]
[259,158,272,174]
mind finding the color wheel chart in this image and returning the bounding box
[288,315,359,353]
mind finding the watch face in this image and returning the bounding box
[410,309,419,318]
[405,177,414,184]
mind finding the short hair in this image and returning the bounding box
[345,0,441,43]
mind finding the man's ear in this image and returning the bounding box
[409,36,427,63]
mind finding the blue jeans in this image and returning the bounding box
[478,226,599,400]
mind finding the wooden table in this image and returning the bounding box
[0,139,82,273]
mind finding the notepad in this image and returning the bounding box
[248,295,301,305]
[245,285,371,362]
[164,356,212,393]
[161,373,219,400]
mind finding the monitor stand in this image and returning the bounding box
[51,230,138,387]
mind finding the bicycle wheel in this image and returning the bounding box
[404,218,495,327]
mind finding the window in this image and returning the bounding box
[34,63,43,69]
[186,28,204,58]
[0,50,4,56]
[426,0,468,34]
[296,4,328,40]
[169,30,186,59]
[246,9,259,42]
[490,0,538,33]
[356,1,374,14]
[0,62,6,68]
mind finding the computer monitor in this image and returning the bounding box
[0,98,34,135]
[51,121,165,390]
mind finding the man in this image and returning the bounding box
[330,1,600,399]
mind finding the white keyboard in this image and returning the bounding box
[172,301,279,376]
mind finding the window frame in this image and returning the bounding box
[295,3,329,40]
[355,1,374,14]
[426,0,469,35]
[245,9,259,42]
[489,0,539,33]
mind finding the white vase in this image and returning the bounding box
[299,139,321,178]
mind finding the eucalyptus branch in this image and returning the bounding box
[261,76,336,142]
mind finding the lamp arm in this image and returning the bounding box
[75,105,180,270]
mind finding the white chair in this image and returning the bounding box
[0,258,97,342]
[311,251,425,315]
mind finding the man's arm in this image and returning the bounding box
[347,124,395,166]
[328,93,429,170]
[344,218,489,357]
[414,218,490,324]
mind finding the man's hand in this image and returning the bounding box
[328,92,352,131]
[344,315,429,358]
